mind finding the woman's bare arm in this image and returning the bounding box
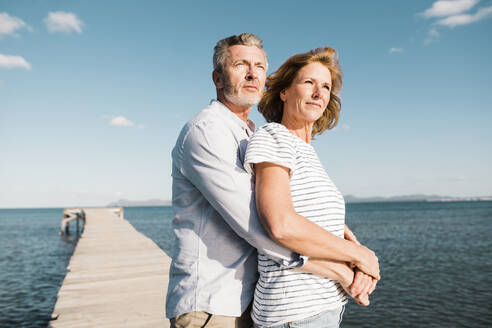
[299,258,354,287]
[297,225,378,306]
[300,258,374,306]
[255,162,380,280]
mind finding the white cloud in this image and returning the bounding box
[422,0,480,18]
[44,11,84,34]
[436,175,467,182]
[333,124,351,132]
[110,116,134,127]
[424,27,441,45]
[0,12,27,37]
[105,115,144,128]
[0,53,31,70]
[429,27,440,37]
[419,1,491,45]
[389,47,404,54]
[436,5,492,26]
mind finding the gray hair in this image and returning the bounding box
[213,33,267,73]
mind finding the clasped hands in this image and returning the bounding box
[343,225,379,306]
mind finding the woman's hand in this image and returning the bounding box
[353,244,380,280]
[344,224,380,280]
[344,224,359,245]
[343,224,379,304]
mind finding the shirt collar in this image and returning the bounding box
[210,99,256,133]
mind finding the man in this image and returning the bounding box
[166,33,379,327]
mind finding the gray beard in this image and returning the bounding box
[223,90,260,108]
[223,74,262,107]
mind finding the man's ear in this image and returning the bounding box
[213,70,223,89]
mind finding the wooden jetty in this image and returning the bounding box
[50,208,171,327]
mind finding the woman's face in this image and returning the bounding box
[280,62,332,126]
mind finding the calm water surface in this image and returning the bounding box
[342,201,492,327]
[0,208,78,328]
[1,201,491,327]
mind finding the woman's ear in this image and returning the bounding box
[279,89,286,102]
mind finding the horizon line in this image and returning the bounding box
[2,195,492,210]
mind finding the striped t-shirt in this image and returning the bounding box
[244,122,348,327]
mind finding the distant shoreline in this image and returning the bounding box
[1,196,492,210]
[345,196,492,204]
[109,195,492,207]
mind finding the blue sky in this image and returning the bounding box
[1,0,491,208]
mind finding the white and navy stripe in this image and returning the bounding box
[244,122,348,327]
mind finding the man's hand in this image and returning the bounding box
[347,269,378,306]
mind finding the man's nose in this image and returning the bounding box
[245,65,258,80]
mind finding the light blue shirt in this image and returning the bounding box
[166,100,303,318]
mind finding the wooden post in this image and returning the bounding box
[60,209,85,235]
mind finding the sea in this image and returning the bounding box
[0,201,491,328]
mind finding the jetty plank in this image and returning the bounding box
[50,208,171,327]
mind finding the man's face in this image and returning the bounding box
[221,45,267,107]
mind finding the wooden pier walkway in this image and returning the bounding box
[50,208,171,327]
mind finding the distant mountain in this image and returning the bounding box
[344,194,492,203]
[109,194,492,207]
[344,194,439,203]
[107,198,171,207]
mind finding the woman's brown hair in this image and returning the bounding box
[258,47,342,137]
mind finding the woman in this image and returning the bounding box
[244,47,378,327]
